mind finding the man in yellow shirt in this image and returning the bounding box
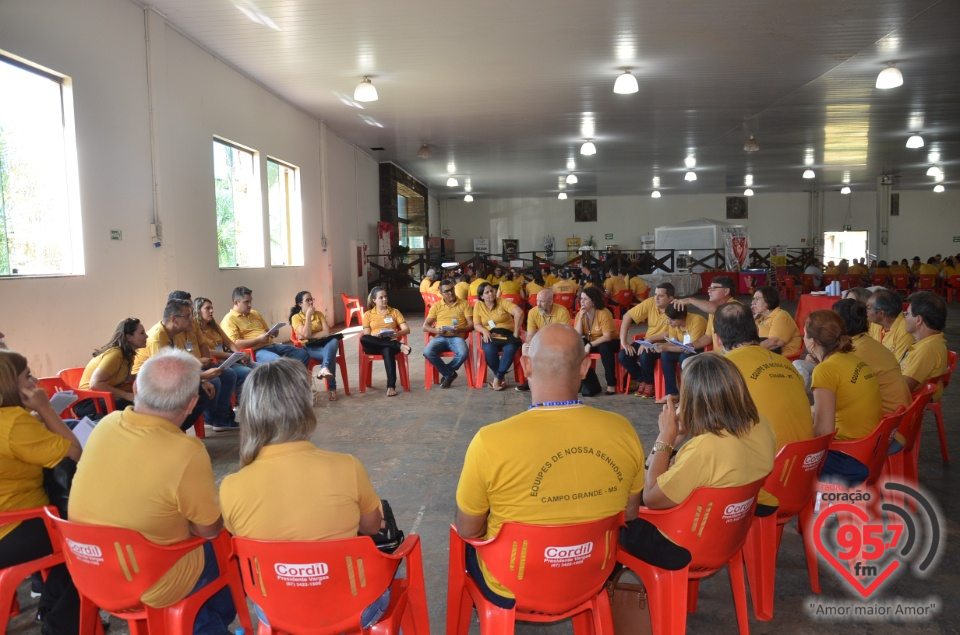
[918,257,940,277]
[866,289,914,362]
[454,273,472,301]
[423,279,474,388]
[550,270,579,295]
[603,268,626,296]
[674,275,740,351]
[419,268,441,294]
[515,289,572,392]
[69,349,236,630]
[900,292,949,396]
[220,286,309,367]
[455,324,644,604]
[618,282,675,397]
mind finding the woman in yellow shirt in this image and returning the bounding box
[194,297,254,395]
[473,282,524,390]
[289,291,341,401]
[361,287,411,397]
[525,271,545,299]
[77,317,147,416]
[496,270,525,300]
[751,287,802,357]
[575,286,620,395]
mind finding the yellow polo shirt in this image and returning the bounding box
[551,279,579,295]
[755,307,803,357]
[525,281,544,298]
[132,322,176,375]
[629,276,649,297]
[220,309,274,351]
[474,299,519,331]
[468,278,486,297]
[290,310,330,341]
[576,308,617,342]
[527,304,572,333]
[604,277,626,294]
[454,281,470,301]
[667,314,707,347]
[878,314,913,363]
[498,279,523,296]
[850,334,912,414]
[900,332,948,400]
[428,299,472,338]
[362,307,406,336]
[80,347,133,390]
[625,298,669,338]
[69,407,221,608]
[419,278,435,293]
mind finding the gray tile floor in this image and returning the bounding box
[11,296,959,634]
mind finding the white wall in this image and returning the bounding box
[0,0,379,375]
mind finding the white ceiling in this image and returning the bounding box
[143,0,960,199]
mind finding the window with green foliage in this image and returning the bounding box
[214,138,263,268]
[0,52,83,276]
[267,158,303,266]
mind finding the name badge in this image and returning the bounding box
[384,317,394,324]
[683,333,692,345]
[488,319,496,329]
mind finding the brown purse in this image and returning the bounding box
[606,568,652,635]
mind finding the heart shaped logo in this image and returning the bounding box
[813,503,900,598]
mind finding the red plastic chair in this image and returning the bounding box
[421,292,441,318]
[946,275,960,303]
[584,319,622,392]
[839,275,859,291]
[58,367,118,416]
[880,383,937,510]
[358,335,411,393]
[472,331,525,388]
[447,514,623,635]
[423,332,475,390]
[892,274,910,297]
[917,274,937,293]
[36,376,81,418]
[608,290,634,320]
[782,277,799,301]
[467,295,479,306]
[923,350,957,463]
[46,510,252,635]
[871,274,889,288]
[617,481,765,635]
[340,293,364,328]
[289,329,351,396]
[553,293,576,312]
[0,507,65,633]
[801,274,819,293]
[742,433,835,620]
[232,534,430,635]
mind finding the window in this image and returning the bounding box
[213,138,263,268]
[396,183,425,250]
[0,52,83,276]
[266,158,303,266]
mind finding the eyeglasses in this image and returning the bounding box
[708,285,724,291]
[177,313,192,320]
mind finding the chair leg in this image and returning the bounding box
[929,402,950,463]
[742,515,777,620]
[798,502,821,594]
[728,552,752,635]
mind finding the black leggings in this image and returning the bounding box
[0,517,79,633]
[361,335,403,389]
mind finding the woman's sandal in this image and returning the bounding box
[400,344,412,355]
[386,387,398,397]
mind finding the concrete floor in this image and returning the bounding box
[10,295,959,634]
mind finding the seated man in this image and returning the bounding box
[804,259,824,288]
[900,291,949,394]
[618,282,674,397]
[69,349,236,634]
[674,275,739,351]
[419,268,440,294]
[653,303,706,403]
[455,323,644,607]
[550,269,579,295]
[220,286,309,367]
[423,279,474,388]
[515,288,572,391]
[867,289,913,362]
[454,273,472,301]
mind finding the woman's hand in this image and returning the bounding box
[658,395,682,444]
[22,385,52,412]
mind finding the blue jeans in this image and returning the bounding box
[660,350,696,397]
[481,339,520,381]
[255,343,310,367]
[618,343,659,384]
[819,450,869,487]
[253,588,390,629]
[423,336,469,378]
[190,542,237,635]
[203,367,237,426]
[225,361,254,395]
[304,339,340,390]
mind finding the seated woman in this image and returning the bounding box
[575,286,619,395]
[496,270,525,301]
[361,287,411,397]
[1,350,83,634]
[219,359,387,630]
[524,270,545,299]
[751,286,802,357]
[289,291,341,401]
[473,282,524,391]
[804,310,882,485]
[77,317,147,417]
[620,354,776,569]
[194,297,254,394]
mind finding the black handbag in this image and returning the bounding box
[304,332,344,348]
[371,499,405,553]
[43,456,77,519]
[580,367,602,396]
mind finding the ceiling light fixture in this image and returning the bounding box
[841,186,852,194]
[933,184,945,193]
[354,76,379,102]
[876,65,904,89]
[580,140,597,156]
[928,151,941,163]
[566,173,578,184]
[743,136,759,152]
[567,158,576,170]
[744,188,754,197]
[416,144,432,160]
[906,133,924,149]
[684,155,696,169]
[446,176,458,187]
[935,172,944,183]
[926,166,942,177]
[558,192,568,200]
[613,70,639,94]
[803,169,816,179]
[684,171,697,182]
[464,184,472,192]
[651,190,661,199]
[464,194,474,202]
[652,176,660,189]
[744,174,754,186]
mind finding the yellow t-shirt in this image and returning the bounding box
[419,278,435,293]
[657,419,776,506]
[428,299,472,338]
[918,263,939,276]
[69,408,220,608]
[290,310,330,342]
[707,298,740,350]
[362,307,406,336]
[456,405,645,598]
[551,279,579,295]
[544,274,560,287]
[468,278,486,297]
[604,277,626,294]
[197,322,226,352]
[878,314,913,363]
[454,281,470,301]
[811,352,882,441]
[625,298,669,338]
[526,304,572,333]
[900,332,948,401]
[498,279,523,296]
[80,347,133,390]
[474,299,519,331]
[221,441,380,541]
[576,308,617,343]
[755,307,803,357]
[888,264,909,275]
[0,407,72,539]
[667,314,707,347]
[486,274,503,285]
[850,334,912,414]
[629,276,648,297]
[220,309,274,351]
[525,281,544,298]
[132,322,176,375]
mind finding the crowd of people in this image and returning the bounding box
[0,253,952,634]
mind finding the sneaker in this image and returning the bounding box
[211,421,239,431]
[515,382,530,392]
[441,371,458,389]
[633,382,649,397]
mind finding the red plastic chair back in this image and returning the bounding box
[917,274,937,291]
[763,433,835,520]
[782,276,798,301]
[801,274,818,293]
[553,293,576,311]
[893,382,937,456]
[35,376,77,417]
[233,534,429,635]
[947,275,960,302]
[892,274,910,292]
[340,293,364,328]
[922,350,957,463]
[499,293,522,305]
[467,295,479,306]
[871,274,888,288]
[0,507,64,633]
[58,367,118,414]
[289,329,351,395]
[828,407,906,487]
[421,293,441,318]
[358,334,410,393]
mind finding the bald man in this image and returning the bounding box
[455,323,645,607]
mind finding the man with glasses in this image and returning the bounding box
[900,292,948,394]
[221,286,310,367]
[673,275,739,351]
[618,282,674,398]
[423,279,474,388]
[866,289,913,362]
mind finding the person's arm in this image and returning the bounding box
[619,313,636,353]
[904,376,921,392]
[759,336,785,350]
[455,508,488,539]
[510,304,524,338]
[673,297,716,313]
[642,397,683,510]
[396,320,411,338]
[189,516,224,539]
[811,387,837,437]
[232,332,269,349]
[474,307,492,343]
[624,492,641,522]
[24,387,82,461]
[689,333,712,350]
[359,507,384,536]
[295,310,314,340]
[423,315,438,335]
[89,367,135,402]
[317,314,331,338]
